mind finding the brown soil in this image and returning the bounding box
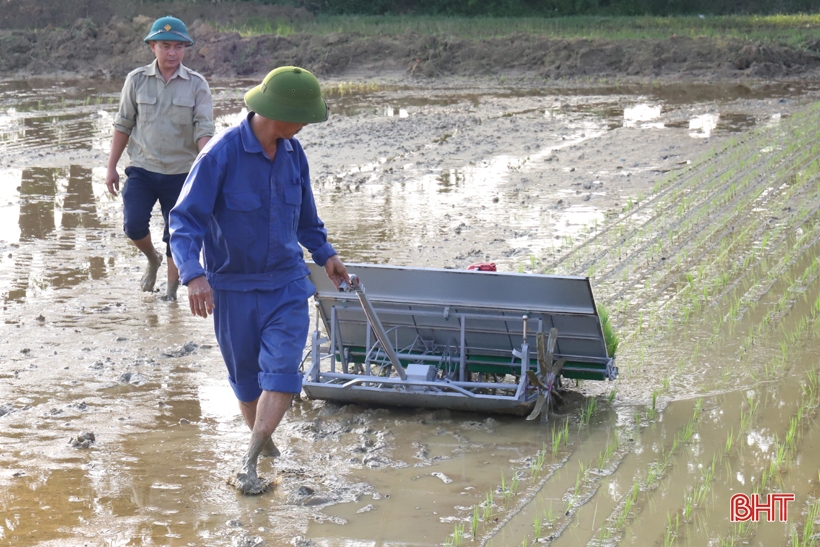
[1,0,820,81]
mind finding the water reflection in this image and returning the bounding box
[0,465,94,545]
[3,165,106,303]
[689,113,719,138]
[623,103,663,128]
[19,167,57,240]
[436,169,466,193]
[385,106,409,118]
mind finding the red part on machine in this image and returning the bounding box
[467,262,497,272]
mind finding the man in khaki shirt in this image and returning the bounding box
[106,16,214,300]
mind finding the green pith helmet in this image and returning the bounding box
[144,16,193,46]
[244,67,328,124]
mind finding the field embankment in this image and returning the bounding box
[2,3,820,81]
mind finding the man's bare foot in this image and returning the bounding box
[227,460,270,495]
[261,437,280,458]
[164,279,179,301]
[140,251,163,292]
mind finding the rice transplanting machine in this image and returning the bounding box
[302,262,617,420]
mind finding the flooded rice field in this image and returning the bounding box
[3,76,820,546]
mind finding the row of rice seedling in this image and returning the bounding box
[640,255,820,544]
[471,412,633,547]
[606,302,820,545]
[458,102,820,547]
[576,114,802,274]
[521,100,820,542]
[604,131,820,317]
[577,399,705,546]
[477,273,819,546]
[442,418,577,546]
[600,114,816,364]
[551,103,820,314]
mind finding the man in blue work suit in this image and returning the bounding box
[169,66,349,495]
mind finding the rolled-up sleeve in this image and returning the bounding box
[170,153,222,285]
[112,73,137,135]
[192,78,214,142]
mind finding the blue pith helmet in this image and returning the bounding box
[144,16,194,46]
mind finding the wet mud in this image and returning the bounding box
[3,76,820,547]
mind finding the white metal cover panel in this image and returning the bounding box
[307,262,608,361]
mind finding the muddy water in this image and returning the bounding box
[2,76,820,547]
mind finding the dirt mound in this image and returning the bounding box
[0,3,818,81]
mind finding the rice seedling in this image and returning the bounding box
[683,492,694,521]
[663,511,679,546]
[544,501,554,526]
[581,397,598,425]
[597,304,619,357]
[483,491,493,520]
[444,522,466,547]
[645,390,659,421]
[573,469,582,499]
[551,427,561,457]
[785,416,799,451]
[471,506,479,539]
[615,482,640,529]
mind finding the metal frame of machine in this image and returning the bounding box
[302,262,617,418]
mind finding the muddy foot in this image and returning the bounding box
[227,469,271,495]
[163,279,179,301]
[140,251,163,292]
[261,437,280,458]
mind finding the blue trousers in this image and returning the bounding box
[122,166,187,257]
[213,277,315,402]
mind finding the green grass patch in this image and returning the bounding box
[212,13,820,48]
